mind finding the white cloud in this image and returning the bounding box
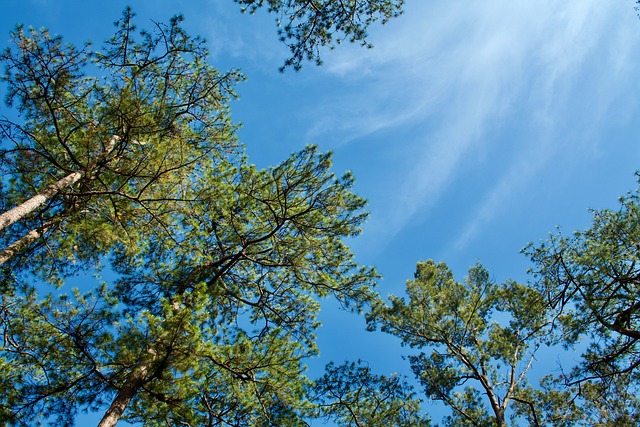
[446,140,553,255]
[307,0,640,253]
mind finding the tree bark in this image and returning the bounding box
[97,362,150,427]
[0,171,83,232]
[0,219,58,265]
[0,135,120,233]
[97,324,172,427]
[495,408,506,427]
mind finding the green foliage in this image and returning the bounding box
[0,2,411,426]
[0,145,379,426]
[363,178,640,426]
[575,377,640,426]
[525,176,640,425]
[233,0,404,70]
[311,360,430,426]
[0,11,379,427]
[0,285,119,426]
[368,261,552,426]
[0,7,243,282]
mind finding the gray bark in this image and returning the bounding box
[96,362,150,427]
[0,170,83,233]
[0,219,57,265]
[0,135,120,233]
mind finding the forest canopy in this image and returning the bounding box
[0,8,387,427]
[0,1,638,427]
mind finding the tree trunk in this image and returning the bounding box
[0,135,120,234]
[0,170,83,232]
[0,219,57,265]
[98,337,171,427]
[495,408,506,427]
[97,362,150,427]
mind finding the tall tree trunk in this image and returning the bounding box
[97,362,151,427]
[0,171,83,232]
[0,219,58,265]
[0,135,120,233]
[98,337,172,427]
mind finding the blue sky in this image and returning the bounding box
[2,0,640,424]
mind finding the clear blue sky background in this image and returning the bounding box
[2,0,640,425]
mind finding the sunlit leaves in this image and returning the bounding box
[368,261,552,426]
[312,360,430,427]
[525,177,640,425]
[0,8,242,282]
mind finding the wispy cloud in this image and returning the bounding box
[306,0,640,254]
[445,139,554,256]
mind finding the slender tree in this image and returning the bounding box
[0,10,380,427]
[0,0,406,278]
[1,145,378,427]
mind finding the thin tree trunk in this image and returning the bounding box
[0,134,120,233]
[0,170,83,232]
[0,219,58,265]
[477,364,506,427]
